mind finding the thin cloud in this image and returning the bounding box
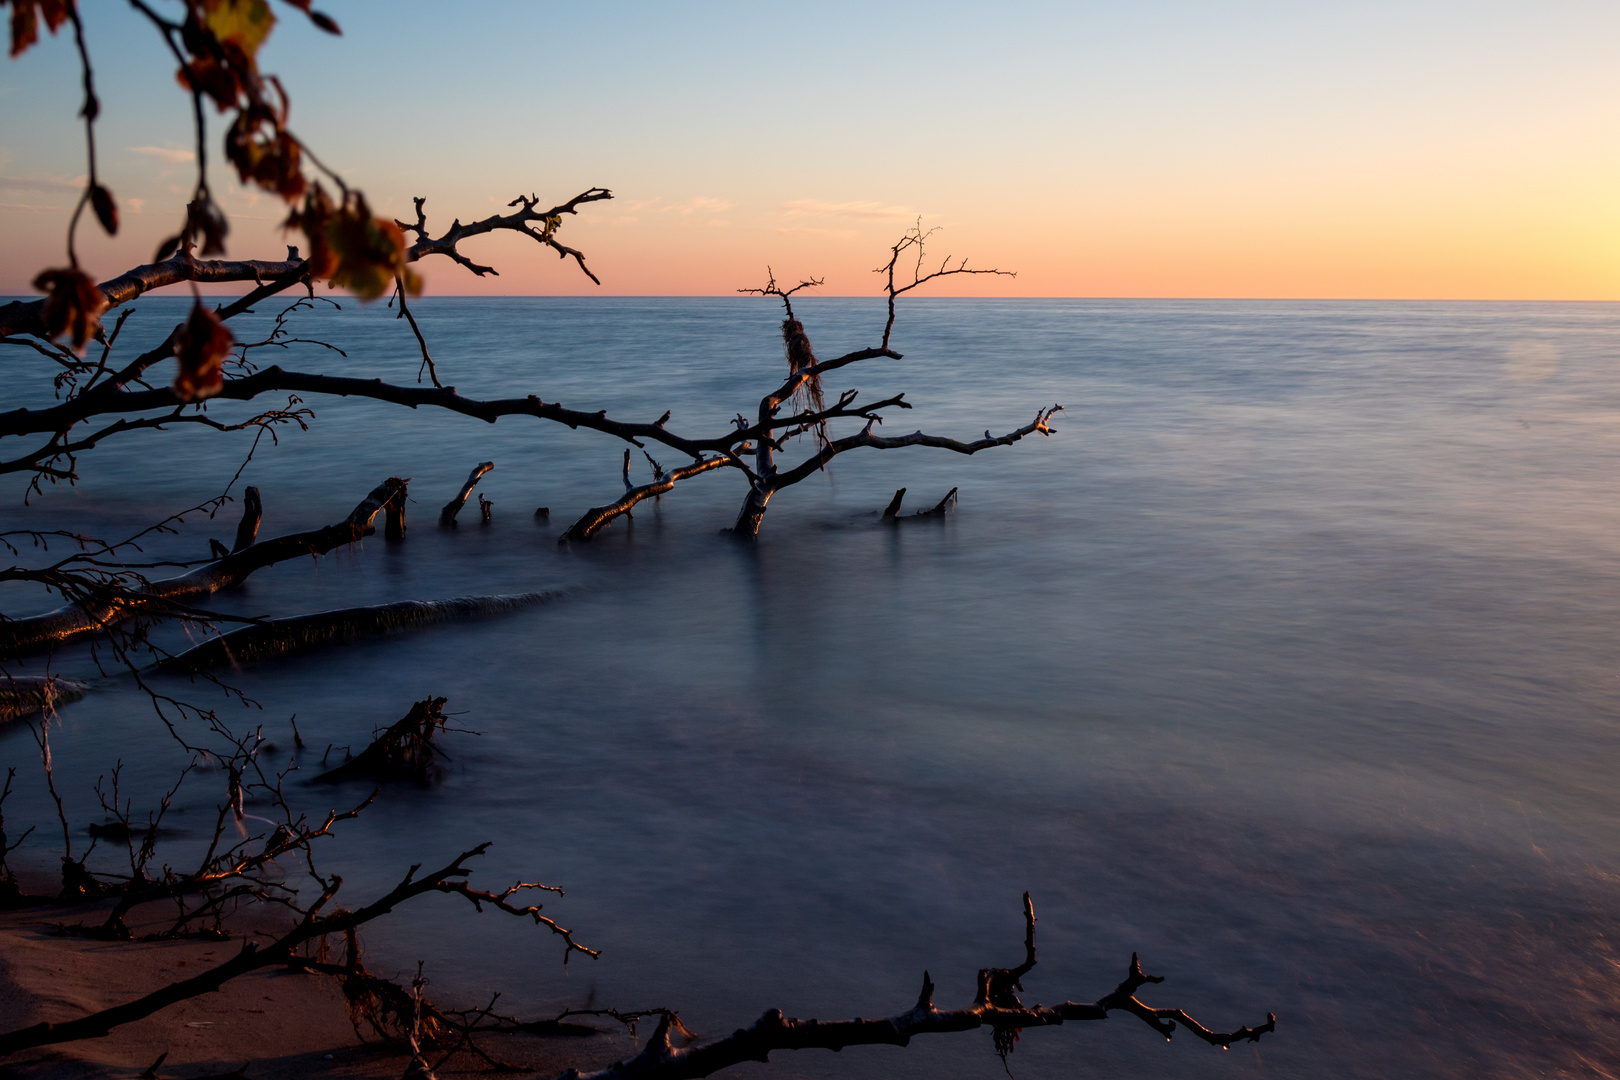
[781,199,915,221]
[129,145,195,163]
[673,196,732,215]
[776,225,859,240]
[618,196,733,216]
[0,173,82,193]
[0,201,63,211]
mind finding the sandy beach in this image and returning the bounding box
[0,901,634,1080]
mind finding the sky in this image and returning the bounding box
[1,0,1617,299]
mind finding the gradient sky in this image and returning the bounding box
[2,0,1616,298]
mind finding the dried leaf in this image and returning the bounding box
[286,185,412,301]
[176,2,262,110]
[284,183,337,278]
[226,111,305,200]
[185,195,230,256]
[172,302,235,402]
[6,0,70,59]
[89,183,118,236]
[154,234,183,262]
[31,267,108,352]
[309,10,339,34]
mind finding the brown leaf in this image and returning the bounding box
[226,110,305,200]
[309,10,339,34]
[7,0,70,59]
[284,183,337,278]
[172,302,235,402]
[185,196,230,256]
[89,183,119,236]
[285,186,411,301]
[31,267,108,352]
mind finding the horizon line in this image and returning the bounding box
[3,293,1616,304]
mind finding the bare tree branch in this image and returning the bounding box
[561,456,736,542]
[0,477,407,656]
[0,844,594,1057]
[406,189,613,284]
[440,462,493,527]
[555,893,1272,1080]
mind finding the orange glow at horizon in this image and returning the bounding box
[2,2,1617,302]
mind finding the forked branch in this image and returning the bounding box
[0,845,593,1058]
[0,477,408,656]
[877,221,1016,349]
[556,893,1273,1080]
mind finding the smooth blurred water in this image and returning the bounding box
[4,296,1620,1079]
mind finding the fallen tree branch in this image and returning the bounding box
[0,674,88,722]
[732,407,1063,537]
[562,456,735,543]
[315,696,453,783]
[440,462,493,526]
[0,477,407,656]
[229,486,261,552]
[559,893,1273,1080]
[160,592,559,672]
[881,487,958,521]
[0,844,595,1057]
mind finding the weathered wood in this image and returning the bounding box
[0,478,407,657]
[0,676,87,722]
[161,592,558,672]
[0,845,595,1057]
[314,696,450,783]
[231,486,262,552]
[385,478,410,540]
[0,256,307,342]
[556,895,1273,1080]
[564,457,734,543]
[440,463,493,527]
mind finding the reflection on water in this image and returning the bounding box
[4,297,1620,1078]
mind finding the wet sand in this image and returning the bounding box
[0,902,634,1080]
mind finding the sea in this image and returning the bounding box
[3,296,1620,1079]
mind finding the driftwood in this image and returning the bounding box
[230,486,262,552]
[315,696,452,783]
[562,457,734,543]
[386,478,410,540]
[882,487,958,521]
[0,844,594,1057]
[0,675,87,722]
[160,592,557,672]
[441,463,493,527]
[557,894,1274,1080]
[731,407,1060,537]
[0,478,407,657]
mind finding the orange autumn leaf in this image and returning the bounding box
[32,267,108,352]
[172,302,235,402]
[286,184,415,301]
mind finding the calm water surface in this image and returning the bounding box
[4,297,1620,1079]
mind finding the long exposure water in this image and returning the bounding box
[3,296,1620,1078]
